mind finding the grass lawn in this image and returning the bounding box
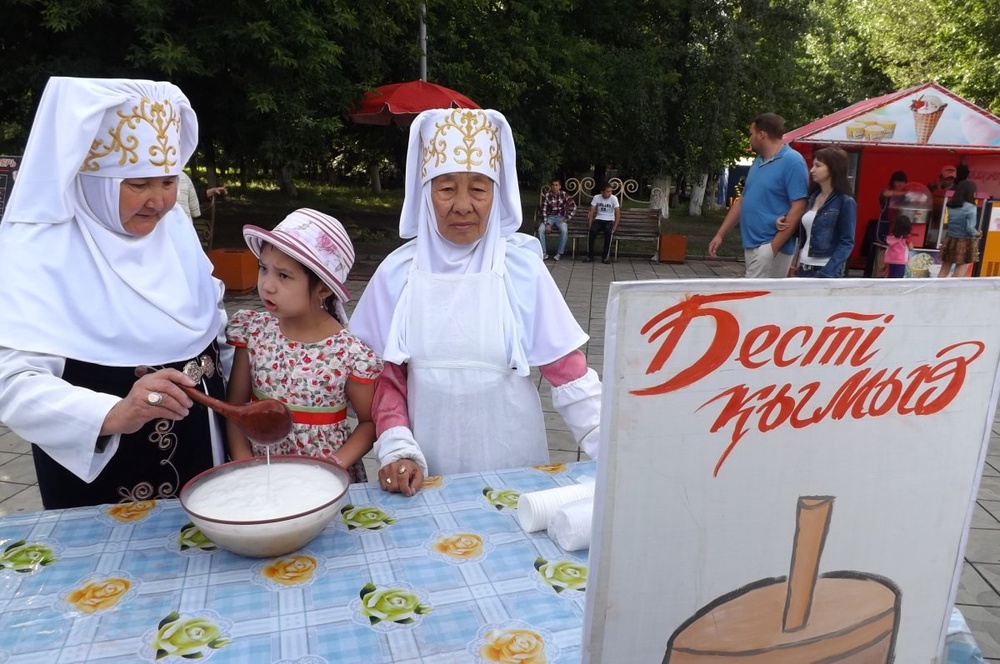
[663,209,743,260]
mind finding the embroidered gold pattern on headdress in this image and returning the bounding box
[82,98,180,173]
[422,110,501,179]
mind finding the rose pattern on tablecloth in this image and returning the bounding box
[482,487,520,511]
[340,504,397,531]
[0,539,59,574]
[422,475,446,489]
[533,556,587,594]
[173,522,218,553]
[252,552,325,590]
[139,609,231,662]
[350,581,432,632]
[98,499,160,525]
[426,530,493,565]
[470,620,559,663]
[57,571,139,615]
[530,463,568,475]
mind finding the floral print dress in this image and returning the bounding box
[227,310,383,482]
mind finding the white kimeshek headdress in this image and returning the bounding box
[0,77,221,366]
[349,108,588,374]
[401,108,521,274]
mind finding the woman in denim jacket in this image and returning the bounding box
[795,147,856,277]
[938,179,981,277]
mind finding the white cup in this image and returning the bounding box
[548,496,595,552]
[517,481,595,532]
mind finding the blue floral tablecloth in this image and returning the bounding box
[0,461,985,663]
[0,462,593,663]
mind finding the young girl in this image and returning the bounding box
[226,209,382,482]
[881,215,912,278]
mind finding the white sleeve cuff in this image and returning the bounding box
[374,426,429,476]
[551,368,602,460]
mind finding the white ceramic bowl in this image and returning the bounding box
[179,455,349,558]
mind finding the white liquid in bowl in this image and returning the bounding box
[186,463,344,522]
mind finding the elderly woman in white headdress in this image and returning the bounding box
[350,108,602,496]
[0,77,229,509]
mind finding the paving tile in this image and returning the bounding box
[0,454,37,484]
[974,503,1000,529]
[0,451,20,466]
[974,564,1000,597]
[362,457,379,483]
[0,478,33,502]
[0,485,43,516]
[547,431,577,454]
[549,449,586,464]
[981,476,1000,502]
[960,562,1000,607]
[0,429,31,454]
[542,410,569,433]
[965,528,1000,564]
[981,501,1000,524]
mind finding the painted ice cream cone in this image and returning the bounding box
[910,94,947,145]
[913,107,945,144]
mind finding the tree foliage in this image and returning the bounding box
[2,0,1000,197]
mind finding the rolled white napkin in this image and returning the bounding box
[549,496,594,551]
[516,481,595,532]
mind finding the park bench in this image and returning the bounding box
[532,177,663,260]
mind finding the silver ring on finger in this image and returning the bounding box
[386,477,392,486]
[146,392,163,406]
[397,466,407,474]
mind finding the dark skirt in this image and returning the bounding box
[940,235,979,265]
[32,342,227,509]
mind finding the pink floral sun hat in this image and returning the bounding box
[243,208,354,304]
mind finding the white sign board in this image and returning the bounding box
[583,279,1000,663]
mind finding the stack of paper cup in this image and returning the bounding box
[549,497,594,552]
[516,481,595,532]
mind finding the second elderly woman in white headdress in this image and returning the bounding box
[350,108,602,496]
[0,77,229,509]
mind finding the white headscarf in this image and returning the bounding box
[0,77,222,366]
[350,108,588,374]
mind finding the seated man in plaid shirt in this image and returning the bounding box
[537,178,577,260]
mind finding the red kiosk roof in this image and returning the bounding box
[784,83,1000,152]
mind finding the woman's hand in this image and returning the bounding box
[100,368,195,436]
[775,215,789,231]
[378,458,424,497]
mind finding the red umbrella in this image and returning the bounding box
[349,80,480,126]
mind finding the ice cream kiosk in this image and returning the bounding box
[784,83,1000,273]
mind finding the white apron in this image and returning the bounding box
[406,259,549,476]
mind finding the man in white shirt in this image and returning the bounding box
[177,171,228,220]
[585,182,620,263]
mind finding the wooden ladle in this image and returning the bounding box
[179,384,293,445]
[135,366,293,444]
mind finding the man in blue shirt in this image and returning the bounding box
[709,113,809,278]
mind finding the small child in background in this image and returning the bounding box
[226,209,382,482]
[881,215,912,278]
